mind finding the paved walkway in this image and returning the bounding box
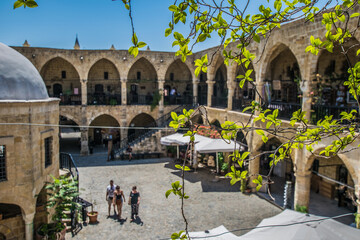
[67,154,281,239]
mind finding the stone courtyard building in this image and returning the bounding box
[1,6,360,239]
[0,43,59,240]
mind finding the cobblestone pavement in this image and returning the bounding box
[67,154,281,240]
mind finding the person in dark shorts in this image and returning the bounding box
[113,185,126,219]
[129,186,140,222]
[106,180,116,217]
[127,145,133,161]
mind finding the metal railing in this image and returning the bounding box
[127,94,153,105]
[59,152,79,185]
[115,104,193,155]
[164,95,194,105]
[211,96,228,109]
[49,94,82,105]
[311,104,358,124]
[263,102,302,120]
[87,94,121,105]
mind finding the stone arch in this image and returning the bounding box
[0,203,23,240]
[33,184,48,233]
[128,113,157,140]
[305,148,358,185]
[127,57,158,104]
[256,137,295,180]
[210,119,221,128]
[87,58,121,105]
[59,114,80,128]
[313,38,360,106]
[211,57,228,108]
[261,43,302,104]
[233,62,256,110]
[191,114,204,125]
[89,114,120,146]
[260,42,304,81]
[40,57,81,99]
[164,59,193,105]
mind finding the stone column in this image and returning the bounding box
[207,80,215,107]
[80,127,89,156]
[80,106,88,155]
[300,79,312,122]
[294,169,312,210]
[81,80,87,105]
[192,77,199,105]
[121,79,127,105]
[249,151,261,192]
[158,79,165,117]
[227,84,234,110]
[23,212,35,240]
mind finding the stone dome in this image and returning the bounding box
[0,42,49,100]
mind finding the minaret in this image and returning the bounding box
[23,40,30,47]
[74,35,80,50]
[110,44,116,50]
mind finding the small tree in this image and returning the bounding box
[41,175,80,238]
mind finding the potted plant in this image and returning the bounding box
[36,175,80,240]
[87,200,98,224]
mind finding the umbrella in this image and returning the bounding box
[188,225,239,240]
[239,209,359,240]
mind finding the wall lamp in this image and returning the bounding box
[80,56,84,61]
[32,54,36,59]
[123,56,127,61]
[160,58,164,63]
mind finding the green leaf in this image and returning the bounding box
[131,33,138,45]
[13,0,24,9]
[350,13,360,18]
[25,0,38,8]
[165,28,172,37]
[169,5,177,12]
[256,184,262,191]
[165,189,173,198]
[137,42,147,48]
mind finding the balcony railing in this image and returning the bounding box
[311,104,358,124]
[87,94,121,105]
[127,94,153,105]
[264,102,302,120]
[211,96,228,109]
[50,94,81,105]
[164,95,194,105]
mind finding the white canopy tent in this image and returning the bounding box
[238,209,359,240]
[186,210,359,240]
[188,225,239,239]
[161,133,242,172]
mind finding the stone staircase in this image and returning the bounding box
[114,104,194,158]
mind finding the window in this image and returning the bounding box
[45,137,52,168]
[137,71,141,80]
[104,72,109,80]
[61,71,66,79]
[0,145,6,182]
[170,73,174,81]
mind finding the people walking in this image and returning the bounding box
[113,185,126,219]
[129,186,140,222]
[106,180,116,217]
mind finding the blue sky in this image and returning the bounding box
[0,0,333,52]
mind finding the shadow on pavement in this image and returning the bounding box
[164,161,241,192]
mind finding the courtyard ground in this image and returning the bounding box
[66,153,281,239]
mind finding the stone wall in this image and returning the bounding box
[0,215,25,240]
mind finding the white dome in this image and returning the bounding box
[0,42,48,100]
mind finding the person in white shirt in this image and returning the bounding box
[106,180,117,217]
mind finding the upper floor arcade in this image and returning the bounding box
[12,8,360,123]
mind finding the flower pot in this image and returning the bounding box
[87,211,98,224]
